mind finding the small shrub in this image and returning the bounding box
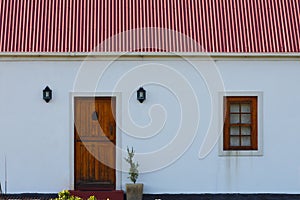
[52,190,96,200]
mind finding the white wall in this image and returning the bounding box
[0,56,299,193]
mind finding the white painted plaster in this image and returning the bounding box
[0,58,299,194]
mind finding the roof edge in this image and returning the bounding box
[0,52,299,57]
[0,52,299,61]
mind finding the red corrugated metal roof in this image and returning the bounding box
[0,0,299,53]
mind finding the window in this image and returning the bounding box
[223,96,257,150]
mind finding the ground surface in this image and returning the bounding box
[1,193,300,200]
[0,193,58,200]
[143,194,300,200]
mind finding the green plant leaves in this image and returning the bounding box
[124,147,139,184]
[52,190,96,200]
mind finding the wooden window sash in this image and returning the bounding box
[223,96,258,150]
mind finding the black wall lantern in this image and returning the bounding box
[137,87,146,103]
[43,86,52,103]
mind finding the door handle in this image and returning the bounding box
[109,125,113,136]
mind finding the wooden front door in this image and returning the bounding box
[74,97,116,190]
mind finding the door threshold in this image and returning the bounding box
[76,182,115,191]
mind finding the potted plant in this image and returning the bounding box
[124,147,143,200]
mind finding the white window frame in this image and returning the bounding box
[219,91,263,156]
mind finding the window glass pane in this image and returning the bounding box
[230,126,240,135]
[241,126,251,135]
[230,114,240,124]
[230,104,240,113]
[241,103,251,112]
[230,136,240,146]
[241,136,251,146]
[241,114,251,124]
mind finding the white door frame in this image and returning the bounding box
[69,92,122,190]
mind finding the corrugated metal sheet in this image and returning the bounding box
[0,0,299,53]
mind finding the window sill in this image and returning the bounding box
[218,149,263,156]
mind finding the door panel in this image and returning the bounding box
[74,97,116,190]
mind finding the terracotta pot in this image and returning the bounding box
[126,183,143,200]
